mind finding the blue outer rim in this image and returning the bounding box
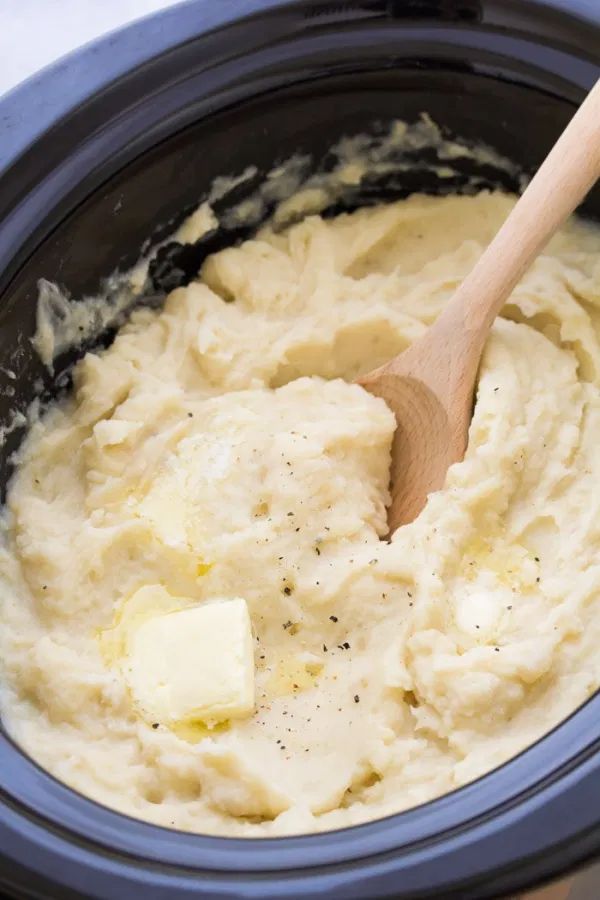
[1,0,598,174]
[1,695,600,898]
[0,1,599,898]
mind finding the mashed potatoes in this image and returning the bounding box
[1,191,600,836]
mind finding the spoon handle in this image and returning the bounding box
[443,79,600,338]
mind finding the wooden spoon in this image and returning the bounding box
[358,79,600,536]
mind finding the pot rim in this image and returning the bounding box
[0,2,599,898]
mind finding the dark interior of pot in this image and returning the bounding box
[0,3,599,897]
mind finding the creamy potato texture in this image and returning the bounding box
[1,191,600,835]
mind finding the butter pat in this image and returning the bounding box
[125,597,255,727]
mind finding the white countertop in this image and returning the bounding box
[0,0,179,97]
[0,3,598,897]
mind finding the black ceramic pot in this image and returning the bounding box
[0,2,599,898]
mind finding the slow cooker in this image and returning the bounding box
[0,1,599,897]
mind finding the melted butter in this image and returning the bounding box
[266,657,323,698]
[172,719,230,744]
[460,534,537,591]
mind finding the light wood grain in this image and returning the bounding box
[521,878,573,900]
[359,79,600,535]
